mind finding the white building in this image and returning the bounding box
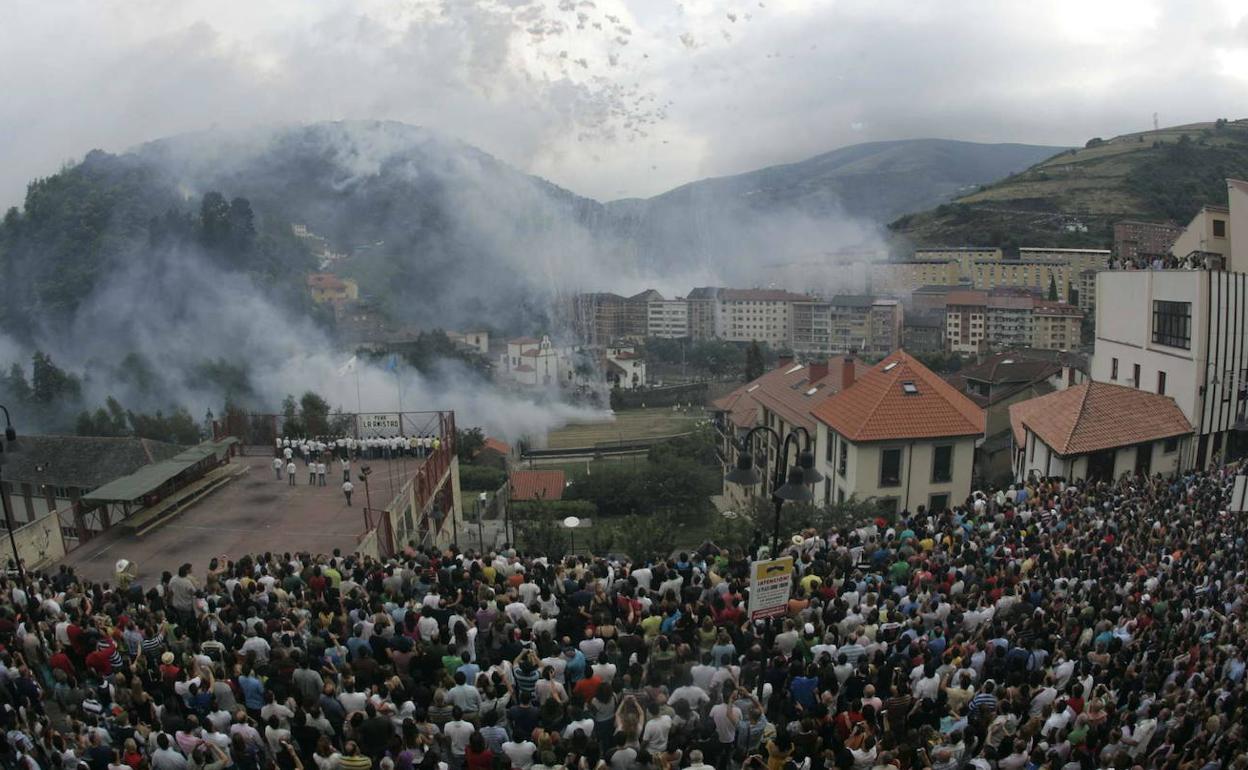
[1092,180,1248,467]
[1009,382,1192,482]
[717,289,812,347]
[604,345,647,390]
[811,351,985,515]
[500,335,562,388]
[646,299,690,339]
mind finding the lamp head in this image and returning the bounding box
[725,449,762,486]
[798,448,824,485]
[774,466,814,502]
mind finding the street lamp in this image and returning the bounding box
[562,515,580,555]
[724,424,823,557]
[358,465,374,529]
[0,405,26,583]
[476,492,487,552]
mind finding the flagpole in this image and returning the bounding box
[355,366,362,415]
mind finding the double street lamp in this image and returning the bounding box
[724,424,823,558]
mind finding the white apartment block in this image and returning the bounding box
[646,299,689,339]
[717,289,811,347]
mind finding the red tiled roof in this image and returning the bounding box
[521,349,542,357]
[752,358,869,433]
[510,337,540,345]
[613,351,640,360]
[513,364,535,373]
[713,358,869,434]
[1008,382,1192,455]
[481,437,512,455]
[509,470,566,501]
[812,350,986,441]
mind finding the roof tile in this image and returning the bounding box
[1008,382,1192,455]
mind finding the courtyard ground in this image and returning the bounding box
[59,453,423,585]
[544,406,706,449]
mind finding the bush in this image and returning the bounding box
[459,465,507,492]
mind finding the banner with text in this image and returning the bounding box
[360,413,402,437]
[748,556,794,620]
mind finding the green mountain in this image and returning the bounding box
[890,119,1248,251]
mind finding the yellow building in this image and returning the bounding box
[1030,300,1083,351]
[871,260,962,295]
[971,261,1071,301]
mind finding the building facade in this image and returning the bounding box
[812,351,984,514]
[646,298,690,339]
[716,289,812,347]
[1030,301,1083,351]
[945,290,988,355]
[1114,220,1183,264]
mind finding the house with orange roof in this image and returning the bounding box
[1008,381,1192,483]
[811,350,985,515]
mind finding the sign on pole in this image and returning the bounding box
[748,556,794,620]
[360,413,402,437]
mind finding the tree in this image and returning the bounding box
[3,363,30,403]
[199,192,231,250]
[300,391,332,436]
[228,197,256,249]
[1068,284,1079,308]
[1047,275,1059,301]
[456,427,486,463]
[30,351,81,404]
[744,340,765,381]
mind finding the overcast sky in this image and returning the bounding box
[3,0,1247,206]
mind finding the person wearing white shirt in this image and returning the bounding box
[668,685,710,710]
[591,661,617,684]
[642,710,672,753]
[502,740,537,770]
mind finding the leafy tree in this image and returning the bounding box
[745,340,765,381]
[456,427,486,463]
[30,351,81,404]
[228,197,256,250]
[460,465,507,492]
[199,192,231,249]
[281,394,305,436]
[300,391,332,435]
[3,363,30,403]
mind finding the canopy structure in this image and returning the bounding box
[83,437,238,504]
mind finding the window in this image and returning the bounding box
[838,441,848,477]
[825,434,834,463]
[1111,358,1118,380]
[932,445,953,483]
[837,488,846,504]
[1157,371,1166,396]
[824,478,831,506]
[1213,218,1227,238]
[1163,437,1179,454]
[1152,300,1191,349]
[880,448,902,487]
[929,494,949,513]
[1133,363,1141,387]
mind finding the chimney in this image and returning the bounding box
[808,359,829,384]
[840,355,857,391]
[777,354,794,368]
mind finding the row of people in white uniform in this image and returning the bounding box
[274,433,440,461]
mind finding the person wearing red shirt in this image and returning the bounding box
[572,673,603,703]
[85,646,112,677]
[48,643,75,678]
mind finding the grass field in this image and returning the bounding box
[545,406,707,450]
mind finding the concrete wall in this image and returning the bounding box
[1016,430,1185,483]
[1230,180,1248,273]
[12,509,67,570]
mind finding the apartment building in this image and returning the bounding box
[868,299,904,357]
[686,287,722,340]
[646,298,690,339]
[945,290,988,354]
[985,292,1034,350]
[914,247,1004,275]
[1171,204,1231,265]
[1031,300,1083,351]
[971,260,1071,301]
[790,299,833,357]
[1076,269,1098,314]
[717,289,812,347]
[1018,247,1112,275]
[870,260,963,295]
[1114,220,1183,263]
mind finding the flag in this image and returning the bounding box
[385,354,399,373]
[336,355,358,377]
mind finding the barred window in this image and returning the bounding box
[1152,301,1191,349]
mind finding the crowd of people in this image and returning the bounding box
[0,461,1246,770]
[1108,253,1218,271]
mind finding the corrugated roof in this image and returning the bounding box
[812,350,986,442]
[1008,382,1192,456]
[83,438,238,503]
[0,435,185,490]
[509,470,566,501]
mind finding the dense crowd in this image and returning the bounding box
[270,435,442,504]
[0,462,1246,770]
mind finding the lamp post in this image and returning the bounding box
[724,423,823,699]
[476,492,487,552]
[0,405,26,584]
[358,465,374,529]
[724,425,823,556]
[562,515,580,556]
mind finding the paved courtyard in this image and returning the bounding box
[60,453,424,585]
